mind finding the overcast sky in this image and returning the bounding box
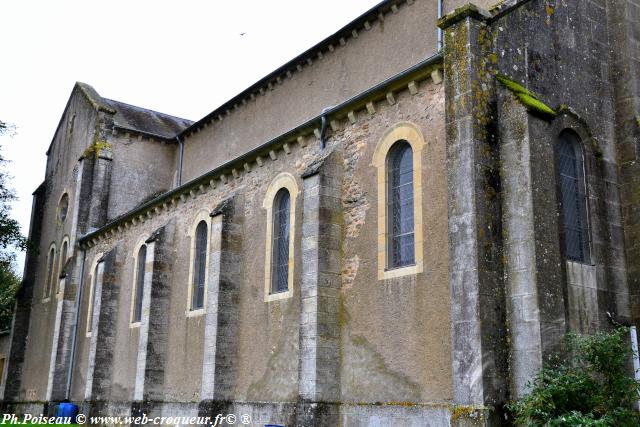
[0,0,381,271]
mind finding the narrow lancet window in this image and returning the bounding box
[387,141,415,268]
[558,130,590,263]
[133,245,147,322]
[45,246,55,298]
[87,263,99,333]
[271,189,291,293]
[192,221,207,309]
[58,241,68,293]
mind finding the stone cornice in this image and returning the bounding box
[111,125,176,144]
[77,52,443,249]
[437,0,536,30]
[437,4,491,29]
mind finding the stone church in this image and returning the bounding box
[1,0,639,425]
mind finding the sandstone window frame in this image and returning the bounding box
[85,252,104,338]
[373,122,425,280]
[555,129,593,265]
[130,234,150,328]
[186,211,212,317]
[57,236,70,296]
[263,173,299,302]
[43,242,57,301]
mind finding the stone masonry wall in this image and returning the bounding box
[58,70,451,426]
[440,0,637,423]
[181,0,441,181]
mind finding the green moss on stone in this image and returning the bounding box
[450,405,486,423]
[591,138,604,159]
[496,74,557,119]
[437,3,491,30]
[83,139,112,158]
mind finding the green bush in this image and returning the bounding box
[509,327,640,426]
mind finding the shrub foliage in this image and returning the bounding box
[509,327,640,426]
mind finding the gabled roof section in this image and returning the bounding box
[75,82,117,114]
[105,99,194,140]
[47,82,193,154]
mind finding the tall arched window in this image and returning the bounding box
[133,245,147,323]
[44,246,56,298]
[557,130,590,263]
[87,263,100,335]
[191,221,208,310]
[271,189,291,293]
[57,240,68,294]
[387,141,415,268]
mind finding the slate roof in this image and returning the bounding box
[104,98,193,139]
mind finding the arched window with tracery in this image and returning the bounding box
[557,130,590,263]
[271,188,291,293]
[387,141,415,268]
[192,221,208,309]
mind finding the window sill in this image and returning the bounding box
[129,321,141,329]
[85,331,92,338]
[379,263,422,280]
[264,289,293,302]
[186,308,206,318]
[42,297,51,304]
[565,259,595,267]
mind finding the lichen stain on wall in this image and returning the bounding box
[341,330,422,402]
[245,299,299,402]
[342,255,360,290]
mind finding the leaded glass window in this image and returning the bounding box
[387,141,415,268]
[192,221,207,310]
[271,189,290,293]
[133,245,146,322]
[558,131,590,263]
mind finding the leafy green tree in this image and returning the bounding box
[0,120,29,331]
[509,327,640,426]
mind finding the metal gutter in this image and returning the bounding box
[78,51,443,246]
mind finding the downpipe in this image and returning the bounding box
[438,0,443,51]
[176,135,184,187]
[631,326,640,411]
[320,107,331,150]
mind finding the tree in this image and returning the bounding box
[509,327,640,426]
[0,120,29,331]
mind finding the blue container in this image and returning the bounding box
[55,402,79,423]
